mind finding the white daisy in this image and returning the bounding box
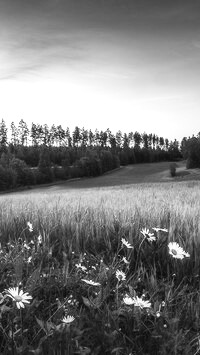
[132,296,151,309]
[75,263,87,272]
[140,227,150,237]
[123,294,151,308]
[4,287,32,309]
[121,238,133,249]
[152,227,168,233]
[37,235,42,244]
[27,256,32,263]
[116,270,126,281]
[122,256,130,264]
[62,315,75,324]
[81,279,101,286]
[147,235,156,242]
[140,228,156,242]
[27,222,33,232]
[168,242,190,259]
[23,243,30,250]
[123,295,135,305]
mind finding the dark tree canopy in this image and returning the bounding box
[0,119,186,191]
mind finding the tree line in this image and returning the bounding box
[181,133,200,169]
[0,118,184,191]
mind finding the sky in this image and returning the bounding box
[0,0,200,142]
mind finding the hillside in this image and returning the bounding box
[6,160,200,195]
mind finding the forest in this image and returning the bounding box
[0,118,199,191]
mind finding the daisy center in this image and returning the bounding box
[171,249,177,255]
[14,296,23,302]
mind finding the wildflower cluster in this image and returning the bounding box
[123,294,151,309]
[140,226,169,243]
[0,221,193,354]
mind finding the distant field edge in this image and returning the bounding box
[0,165,123,195]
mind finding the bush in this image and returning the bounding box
[53,165,68,180]
[34,169,47,184]
[38,148,54,182]
[78,157,102,177]
[100,150,114,173]
[170,162,177,177]
[9,158,31,186]
[69,166,82,178]
[6,167,18,188]
[0,165,17,190]
[23,168,36,186]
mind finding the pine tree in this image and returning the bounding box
[0,119,8,150]
[18,119,29,145]
[11,122,19,146]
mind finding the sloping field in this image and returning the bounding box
[1,161,200,353]
[2,174,200,251]
[3,159,199,266]
[44,161,188,190]
[2,161,200,259]
[6,160,200,195]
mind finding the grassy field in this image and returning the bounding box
[4,160,199,195]
[1,162,200,354]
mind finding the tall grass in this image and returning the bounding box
[1,181,200,285]
[0,180,200,354]
[1,180,200,244]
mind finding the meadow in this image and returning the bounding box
[0,163,200,354]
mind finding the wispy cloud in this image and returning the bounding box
[0,25,89,80]
[0,0,200,140]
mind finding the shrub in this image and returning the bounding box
[0,165,17,190]
[23,168,36,186]
[33,169,47,184]
[38,147,54,182]
[9,158,31,186]
[70,165,83,178]
[170,162,177,177]
[53,165,68,180]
